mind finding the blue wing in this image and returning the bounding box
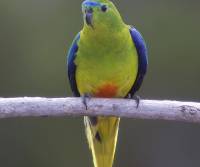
[128,27,148,96]
[67,33,80,97]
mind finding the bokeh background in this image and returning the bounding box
[0,0,200,166]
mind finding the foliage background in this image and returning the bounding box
[0,0,199,166]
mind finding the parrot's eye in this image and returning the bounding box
[101,5,107,12]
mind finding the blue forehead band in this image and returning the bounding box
[82,1,102,8]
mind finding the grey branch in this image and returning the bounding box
[0,97,200,123]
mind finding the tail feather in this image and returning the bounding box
[84,116,120,167]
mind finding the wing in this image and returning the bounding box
[67,33,80,97]
[128,27,148,96]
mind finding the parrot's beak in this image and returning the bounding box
[85,9,94,28]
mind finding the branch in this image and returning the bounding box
[0,97,200,123]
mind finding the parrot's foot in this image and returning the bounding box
[81,93,91,110]
[127,94,141,108]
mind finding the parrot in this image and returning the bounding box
[67,0,148,167]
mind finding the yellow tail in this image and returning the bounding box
[84,116,120,167]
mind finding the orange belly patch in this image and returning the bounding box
[94,83,118,98]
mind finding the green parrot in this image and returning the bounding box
[67,0,148,167]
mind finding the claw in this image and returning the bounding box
[127,94,141,108]
[82,93,91,110]
[133,95,141,108]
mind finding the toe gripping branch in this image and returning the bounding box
[127,94,141,108]
[82,93,92,110]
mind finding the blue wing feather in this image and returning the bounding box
[67,33,80,97]
[128,27,148,96]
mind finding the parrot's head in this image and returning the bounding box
[82,0,124,31]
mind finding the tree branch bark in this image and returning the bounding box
[0,97,200,123]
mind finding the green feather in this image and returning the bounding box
[76,1,139,167]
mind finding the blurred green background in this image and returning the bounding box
[0,0,200,166]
